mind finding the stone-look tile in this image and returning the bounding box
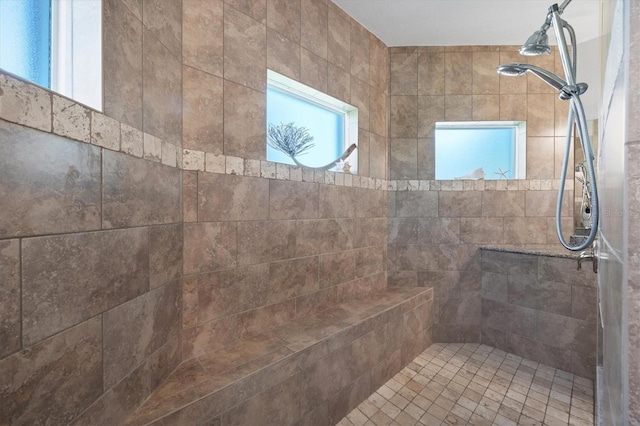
[238,299,297,338]
[355,246,385,278]
[161,141,178,167]
[508,276,572,316]
[150,224,183,289]
[370,133,387,179]
[319,185,356,218]
[302,49,329,92]
[268,257,318,303]
[270,180,319,220]
[538,257,596,288]
[418,95,444,138]
[143,0,181,57]
[296,219,354,256]
[473,95,500,121]
[483,299,536,338]
[504,217,549,245]
[572,286,597,322]
[499,94,527,121]
[355,188,385,218]
[52,95,91,142]
[319,251,357,288]
[301,0,328,58]
[394,245,439,271]
[267,28,301,81]
[439,191,482,217]
[224,4,267,92]
[391,52,418,95]
[328,63,351,103]
[183,0,223,77]
[417,218,460,244]
[535,311,595,356]
[91,112,121,151]
[328,5,350,71]
[525,190,571,217]
[481,249,538,278]
[418,52,445,96]
[388,218,418,245]
[460,218,504,244]
[358,130,371,178]
[198,173,269,221]
[103,0,143,128]
[527,94,556,136]
[445,52,473,94]
[296,287,339,318]
[351,22,370,83]
[197,264,269,323]
[0,317,103,425]
[21,228,148,345]
[183,65,224,154]
[390,138,418,180]
[370,36,389,94]
[224,80,266,159]
[70,335,181,426]
[226,0,266,23]
[237,221,297,265]
[417,138,435,180]
[472,52,499,95]
[526,53,556,94]
[0,121,101,239]
[183,316,238,359]
[183,171,198,222]
[183,222,236,275]
[482,271,508,303]
[370,88,388,137]
[103,281,181,388]
[482,191,525,217]
[121,123,144,157]
[499,51,527,95]
[438,244,479,271]
[183,275,198,328]
[444,95,472,121]
[0,240,20,358]
[143,28,182,144]
[396,191,438,218]
[0,70,52,133]
[266,0,300,43]
[143,133,162,162]
[390,96,417,138]
[439,294,482,326]
[102,150,181,228]
[351,77,370,131]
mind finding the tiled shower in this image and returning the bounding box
[0,0,637,425]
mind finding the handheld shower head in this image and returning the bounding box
[497,63,567,92]
[520,29,551,56]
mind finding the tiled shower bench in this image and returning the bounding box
[123,287,434,426]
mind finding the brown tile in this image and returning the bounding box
[103,0,143,129]
[571,286,597,322]
[22,228,148,345]
[198,173,269,221]
[439,192,482,217]
[445,52,473,95]
[370,133,388,179]
[355,216,386,249]
[507,276,572,316]
[301,0,328,58]
[183,275,199,328]
[223,80,266,159]
[198,333,285,375]
[417,137,435,180]
[460,218,504,244]
[183,65,224,153]
[266,0,300,43]
[183,170,198,222]
[328,6,350,71]
[418,52,444,95]
[445,95,473,121]
[103,281,181,388]
[302,48,329,92]
[418,95,444,138]
[438,244,479,271]
[183,0,224,77]
[224,3,266,91]
[296,287,339,317]
[473,95,500,121]
[390,138,418,179]
[417,218,460,244]
[499,94,527,121]
[394,245,440,271]
[525,191,571,217]
[143,28,182,143]
[197,264,270,323]
[238,299,297,338]
[472,52,500,95]
[328,63,351,103]
[388,218,419,245]
[351,22,370,83]
[355,187,385,218]
[267,28,301,80]
[482,271,508,303]
[270,180,319,219]
[183,315,238,358]
[0,317,102,425]
[390,97,418,138]
[102,150,181,228]
[498,50,526,95]
[526,137,555,179]
[150,224,183,289]
[397,191,438,218]
[237,220,297,265]
[391,52,418,96]
[527,94,556,136]
[143,0,181,57]
[482,191,525,217]
[351,76,370,131]
[538,257,596,287]
[0,121,101,239]
[370,36,389,94]
[503,217,549,245]
[0,239,20,358]
[183,222,237,274]
[319,251,357,288]
[356,246,385,277]
[268,256,318,303]
[482,299,536,339]
[225,0,266,22]
[296,219,354,256]
[319,185,356,218]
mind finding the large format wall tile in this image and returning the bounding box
[183,66,224,154]
[0,120,101,239]
[183,0,223,77]
[143,0,182,58]
[198,173,269,221]
[103,281,181,388]
[183,222,237,274]
[269,180,319,220]
[149,223,183,289]
[223,80,266,159]
[22,228,149,345]
[0,240,20,358]
[102,150,181,228]
[301,0,327,59]
[237,220,297,265]
[0,317,103,425]
[103,0,143,129]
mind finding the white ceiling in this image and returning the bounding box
[332,0,602,47]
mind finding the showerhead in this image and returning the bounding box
[520,29,551,56]
[497,63,567,92]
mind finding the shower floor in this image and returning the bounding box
[338,343,594,426]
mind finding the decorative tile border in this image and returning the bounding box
[1,70,575,193]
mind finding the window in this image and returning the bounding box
[435,121,526,180]
[266,70,358,173]
[0,0,102,110]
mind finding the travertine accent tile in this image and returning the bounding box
[224,3,267,92]
[226,155,245,175]
[183,65,224,154]
[183,0,223,77]
[327,4,350,71]
[102,150,181,228]
[183,222,237,274]
[0,317,103,425]
[183,149,205,170]
[0,239,20,358]
[223,80,266,159]
[301,0,327,58]
[21,228,148,345]
[198,173,269,221]
[91,112,121,151]
[52,95,90,142]
[143,0,182,57]
[143,133,162,162]
[0,70,52,132]
[149,223,183,289]
[121,123,144,157]
[103,281,180,388]
[0,120,101,239]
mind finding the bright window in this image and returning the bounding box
[435,121,526,180]
[266,70,358,173]
[0,0,102,110]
